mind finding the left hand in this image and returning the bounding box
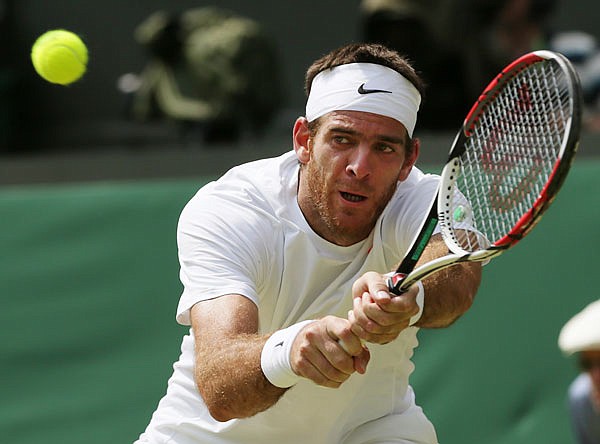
[348,271,420,344]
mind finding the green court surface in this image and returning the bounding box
[1,159,598,443]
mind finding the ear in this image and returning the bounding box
[293,117,311,164]
[398,137,420,182]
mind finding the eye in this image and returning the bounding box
[332,135,351,145]
[375,143,396,153]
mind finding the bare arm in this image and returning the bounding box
[349,233,482,343]
[191,295,284,422]
[415,233,481,328]
[191,294,369,422]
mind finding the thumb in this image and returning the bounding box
[369,278,392,304]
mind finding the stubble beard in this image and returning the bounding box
[301,161,398,245]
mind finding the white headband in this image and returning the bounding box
[305,63,421,137]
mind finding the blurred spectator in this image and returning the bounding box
[360,0,600,132]
[119,7,283,144]
[0,0,17,151]
[552,32,600,132]
[360,0,533,130]
[360,0,471,130]
[485,0,600,131]
[558,299,600,444]
[483,0,558,65]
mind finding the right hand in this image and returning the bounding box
[348,271,420,345]
[289,316,370,388]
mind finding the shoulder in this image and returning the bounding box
[569,372,593,402]
[177,152,299,255]
[180,151,297,224]
[388,166,440,210]
[399,166,439,190]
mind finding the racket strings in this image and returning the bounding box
[452,60,572,252]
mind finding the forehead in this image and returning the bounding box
[318,110,408,139]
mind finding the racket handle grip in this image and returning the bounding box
[387,272,408,296]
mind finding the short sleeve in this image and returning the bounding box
[175,187,277,325]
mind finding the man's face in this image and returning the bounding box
[294,110,418,246]
[581,350,600,393]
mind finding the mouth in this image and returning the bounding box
[340,191,367,203]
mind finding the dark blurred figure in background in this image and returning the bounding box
[559,299,600,444]
[360,0,469,130]
[361,0,537,130]
[484,0,600,131]
[0,0,17,152]
[360,0,558,130]
[360,0,600,132]
[118,7,283,144]
[552,31,600,132]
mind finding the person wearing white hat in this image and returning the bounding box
[558,299,600,444]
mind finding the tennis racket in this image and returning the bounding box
[387,49,582,295]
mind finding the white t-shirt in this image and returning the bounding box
[135,151,440,444]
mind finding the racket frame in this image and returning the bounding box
[387,50,582,295]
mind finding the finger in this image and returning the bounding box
[353,294,412,341]
[348,309,367,341]
[351,294,376,332]
[293,356,345,388]
[318,320,359,375]
[353,346,371,374]
[339,311,365,354]
[337,336,364,356]
[341,314,370,374]
[373,289,420,317]
[359,292,402,330]
[352,272,386,301]
[361,298,410,328]
[350,296,392,338]
[315,341,356,382]
[292,342,351,387]
[364,275,392,305]
[369,285,391,304]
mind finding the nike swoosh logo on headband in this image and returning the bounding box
[358,83,393,95]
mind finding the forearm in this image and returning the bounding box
[192,296,367,421]
[415,261,481,328]
[194,333,287,422]
[191,296,287,422]
[411,234,482,328]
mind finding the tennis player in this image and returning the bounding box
[134,43,482,444]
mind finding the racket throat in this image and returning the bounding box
[387,273,408,295]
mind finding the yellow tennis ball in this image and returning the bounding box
[31,29,88,85]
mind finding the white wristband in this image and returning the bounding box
[409,281,425,326]
[261,320,314,388]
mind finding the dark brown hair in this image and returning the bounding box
[304,43,425,148]
[304,43,425,98]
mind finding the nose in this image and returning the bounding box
[345,146,372,180]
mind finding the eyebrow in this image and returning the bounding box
[329,126,406,146]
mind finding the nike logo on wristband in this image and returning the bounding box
[358,83,392,94]
[275,341,284,347]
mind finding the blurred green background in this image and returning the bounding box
[1,159,598,444]
[1,1,600,443]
